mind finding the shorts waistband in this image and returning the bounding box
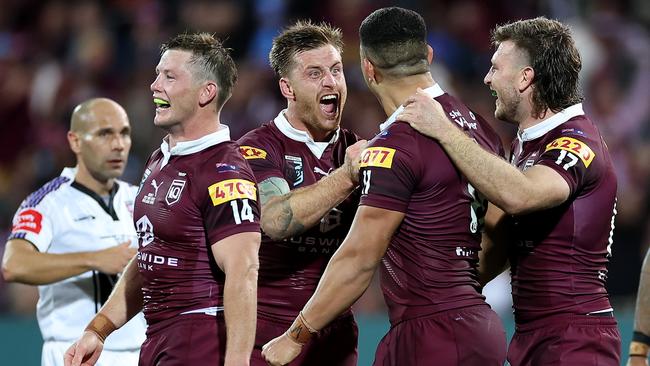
[515,313,618,333]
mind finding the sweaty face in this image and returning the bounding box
[78,104,132,182]
[484,41,524,124]
[150,50,202,130]
[286,44,347,139]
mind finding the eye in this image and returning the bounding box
[308,70,321,79]
[332,67,342,76]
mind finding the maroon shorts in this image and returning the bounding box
[139,313,226,366]
[507,314,621,366]
[373,305,506,366]
[251,313,358,366]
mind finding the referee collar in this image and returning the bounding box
[380,84,445,131]
[159,125,231,168]
[273,109,340,159]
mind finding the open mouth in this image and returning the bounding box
[154,97,171,110]
[319,94,338,118]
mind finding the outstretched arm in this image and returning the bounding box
[260,140,366,240]
[262,205,404,365]
[397,91,570,215]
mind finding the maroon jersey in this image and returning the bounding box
[508,104,617,324]
[359,85,505,325]
[134,127,260,325]
[238,111,360,323]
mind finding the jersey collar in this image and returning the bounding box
[273,110,340,159]
[380,84,445,131]
[159,125,231,168]
[518,103,584,142]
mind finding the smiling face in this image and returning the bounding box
[484,40,526,124]
[150,49,203,130]
[284,44,347,140]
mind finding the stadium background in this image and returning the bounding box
[0,0,648,364]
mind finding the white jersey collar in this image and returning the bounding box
[61,167,77,180]
[273,110,340,159]
[160,125,231,168]
[380,84,445,131]
[518,103,584,142]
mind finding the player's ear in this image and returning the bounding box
[68,131,81,154]
[427,45,434,64]
[519,67,535,92]
[279,78,295,100]
[199,82,218,106]
[362,58,376,84]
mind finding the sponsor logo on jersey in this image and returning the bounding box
[136,215,154,247]
[240,146,267,159]
[165,179,186,205]
[74,214,96,222]
[137,168,151,196]
[545,137,595,167]
[313,166,332,177]
[12,209,43,234]
[285,155,304,187]
[142,179,163,205]
[216,163,238,173]
[360,147,396,168]
[449,109,477,130]
[208,179,257,206]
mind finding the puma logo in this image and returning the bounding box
[151,179,163,196]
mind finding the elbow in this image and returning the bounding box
[1,262,20,283]
[260,222,285,241]
[499,194,534,216]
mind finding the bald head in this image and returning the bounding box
[70,98,128,133]
[67,97,132,190]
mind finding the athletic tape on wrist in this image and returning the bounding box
[84,313,117,343]
[633,331,650,346]
[286,312,318,345]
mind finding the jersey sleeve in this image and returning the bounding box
[238,135,283,183]
[197,150,261,246]
[359,129,419,213]
[8,202,55,252]
[535,134,597,195]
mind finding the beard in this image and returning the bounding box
[494,87,522,123]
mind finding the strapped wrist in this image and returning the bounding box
[286,312,319,345]
[630,340,650,358]
[84,313,117,343]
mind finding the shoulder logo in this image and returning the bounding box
[216,163,239,173]
[545,137,595,167]
[165,179,186,205]
[360,147,396,168]
[12,209,43,234]
[240,146,267,159]
[208,179,257,206]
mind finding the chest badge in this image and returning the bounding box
[165,179,186,205]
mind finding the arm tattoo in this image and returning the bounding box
[259,177,290,205]
[259,177,305,238]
